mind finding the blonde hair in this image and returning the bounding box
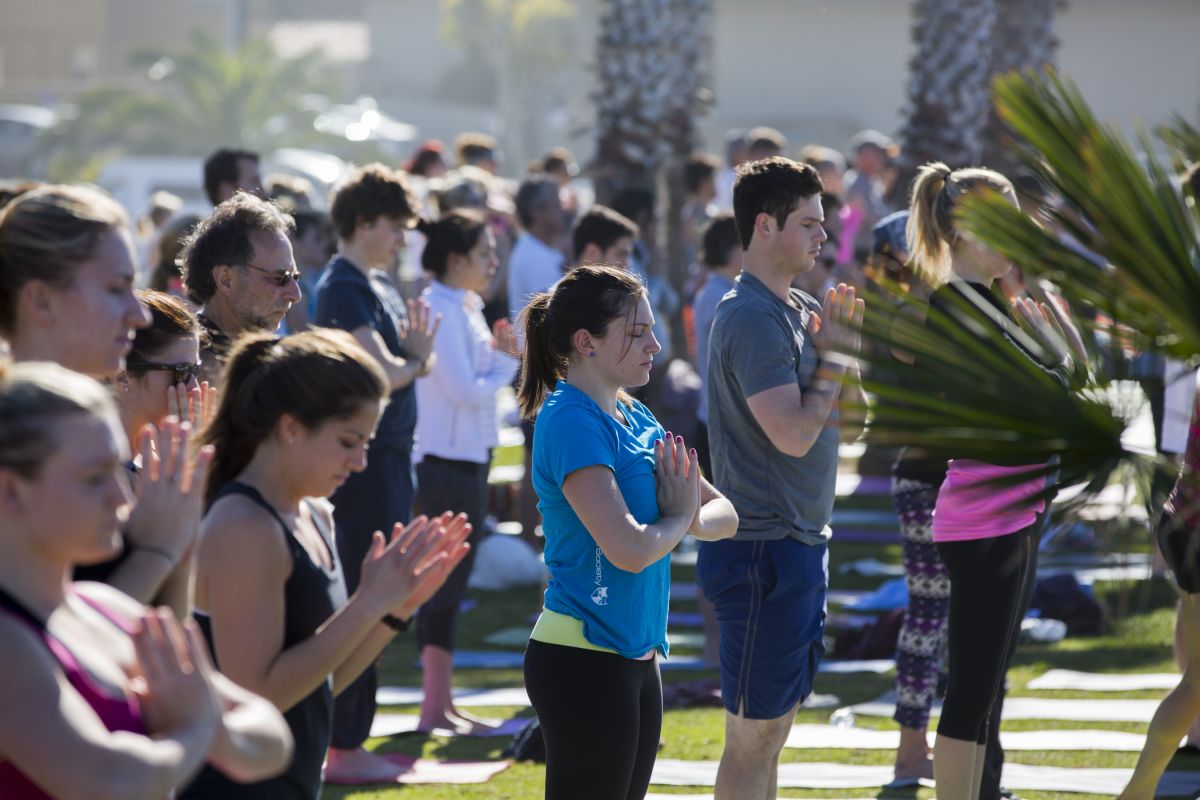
[0,359,120,479]
[0,185,129,334]
[906,162,1017,287]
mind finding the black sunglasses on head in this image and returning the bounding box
[126,359,203,385]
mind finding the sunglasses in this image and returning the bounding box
[240,262,302,287]
[126,359,203,385]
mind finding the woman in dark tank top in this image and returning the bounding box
[183,328,471,799]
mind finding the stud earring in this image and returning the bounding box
[588,351,596,358]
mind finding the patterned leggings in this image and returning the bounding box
[891,476,951,730]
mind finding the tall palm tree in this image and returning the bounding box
[887,0,997,207]
[591,0,712,202]
[979,0,1064,171]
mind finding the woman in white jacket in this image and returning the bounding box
[413,209,519,733]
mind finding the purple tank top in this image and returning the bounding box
[0,586,146,798]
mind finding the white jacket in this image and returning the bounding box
[415,281,519,464]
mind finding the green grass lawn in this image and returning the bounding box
[323,488,1194,800]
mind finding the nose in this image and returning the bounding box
[647,330,662,355]
[282,276,302,304]
[129,292,152,330]
[815,225,829,244]
[352,445,369,473]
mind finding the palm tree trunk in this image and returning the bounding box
[888,0,998,208]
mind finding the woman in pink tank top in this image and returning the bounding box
[0,360,292,798]
[904,163,1087,800]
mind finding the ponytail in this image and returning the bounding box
[200,328,387,505]
[906,161,1017,287]
[202,334,279,505]
[516,293,557,418]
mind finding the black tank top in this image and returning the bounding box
[182,481,347,800]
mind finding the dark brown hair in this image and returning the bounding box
[732,157,823,250]
[180,193,294,305]
[700,213,740,269]
[0,184,129,335]
[516,264,647,418]
[127,290,200,372]
[415,210,488,279]
[149,213,202,293]
[203,148,259,206]
[329,163,418,241]
[684,152,720,194]
[200,328,388,504]
[571,205,638,262]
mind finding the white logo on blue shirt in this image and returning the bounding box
[591,586,609,606]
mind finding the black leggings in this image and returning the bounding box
[413,455,488,651]
[936,523,1039,748]
[524,639,662,800]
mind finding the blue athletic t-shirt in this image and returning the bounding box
[533,381,671,659]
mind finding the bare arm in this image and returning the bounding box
[838,362,868,444]
[0,618,217,800]
[349,298,441,393]
[561,436,701,573]
[689,476,739,541]
[745,284,865,457]
[350,325,424,392]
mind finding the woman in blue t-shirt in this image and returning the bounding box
[517,264,738,800]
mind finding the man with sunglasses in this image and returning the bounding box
[180,192,302,385]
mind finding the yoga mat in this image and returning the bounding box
[670,582,700,601]
[837,558,904,577]
[669,610,704,627]
[826,589,870,606]
[649,759,1200,794]
[831,509,899,527]
[832,528,901,544]
[370,713,528,739]
[847,691,1162,722]
[377,686,531,707]
[786,724,1153,752]
[1028,669,1180,692]
[359,753,509,785]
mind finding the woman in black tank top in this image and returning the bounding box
[183,329,471,798]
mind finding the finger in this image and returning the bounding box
[131,616,166,686]
[655,438,666,476]
[428,313,443,339]
[158,608,195,673]
[156,417,180,484]
[189,386,202,427]
[392,515,433,552]
[365,530,387,563]
[172,423,192,486]
[182,618,216,678]
[167,384,180,420]
[675,435,688,478]
[138,424,159,483]
[184,444,215,497]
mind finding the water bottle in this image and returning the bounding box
[829,707,856,728]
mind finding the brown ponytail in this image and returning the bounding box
[200,328,387,504]
[515,264,646,419]
[906,161,1017,287]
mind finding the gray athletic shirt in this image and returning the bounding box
[706,272,839,544]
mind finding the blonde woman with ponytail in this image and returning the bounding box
[905,163,1087,800]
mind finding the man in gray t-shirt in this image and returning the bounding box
[698,157,864,800]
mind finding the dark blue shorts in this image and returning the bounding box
[696,537,828,720]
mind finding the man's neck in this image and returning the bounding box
[741,253,795,303]
[202,297,247,338]
[337,242,377,276]
[714,264,741,281]
[526,227,559,251]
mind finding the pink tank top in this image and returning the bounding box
[0,586,146,798]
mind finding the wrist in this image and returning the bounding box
[380,613,409,633]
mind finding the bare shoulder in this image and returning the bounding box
[199,494,292,577]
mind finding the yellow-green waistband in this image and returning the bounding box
[529,608,618,655]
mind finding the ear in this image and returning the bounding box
[277,412,304,445]
[18,280,58,328]
[0,469,28,515]
[570,328,594,358]
[754,211,774,240]
[113,371,131,393]
[213,264,237,296]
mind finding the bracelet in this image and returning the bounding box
[381,613,409,633]
[135,543,178,565]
